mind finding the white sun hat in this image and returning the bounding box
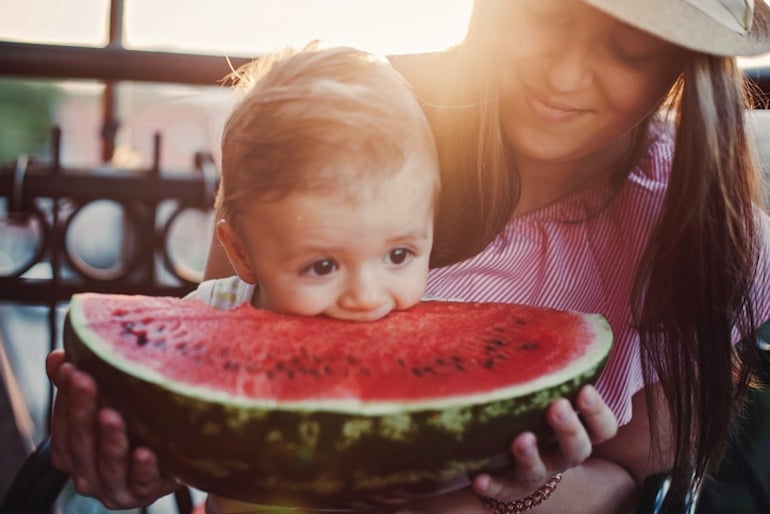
[581,0,770,56]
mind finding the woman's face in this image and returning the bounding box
[497,0,686,166]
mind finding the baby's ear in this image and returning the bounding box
[215,219,258,284]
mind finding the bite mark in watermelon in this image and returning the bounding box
[63,293,613,509]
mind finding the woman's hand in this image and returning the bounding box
[46,349,179,509]
[471,384,617,501]
[389,385,624,514]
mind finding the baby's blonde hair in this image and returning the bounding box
[217,44,439,222]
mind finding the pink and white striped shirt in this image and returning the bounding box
[426,122,770,426]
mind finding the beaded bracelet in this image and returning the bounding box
[477,473,563,514]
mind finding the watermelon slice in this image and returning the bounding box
[63,293,613,509]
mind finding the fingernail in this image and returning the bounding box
[75,478,90,494]
[475,474,491,492]
[582,386,596,407]
[518,442,535,458]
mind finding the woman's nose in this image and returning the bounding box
[544,34,594,92]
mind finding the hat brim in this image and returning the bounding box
[581,0,770,56]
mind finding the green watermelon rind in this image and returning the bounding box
[63,294,613,508]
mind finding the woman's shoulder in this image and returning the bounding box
[388,51,453,79]
[388,50,458,101]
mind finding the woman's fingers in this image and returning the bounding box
[546,398,592,468]
[576,385,618,444]
[95,408,133,505]
[472,432,548,500]
[45,349,66,384]
[47,353,70,467]
[46,350,176,508]
[128,447,178,500]
[66,367,101,495]
[471,386,619,502]
[509,431,551,488]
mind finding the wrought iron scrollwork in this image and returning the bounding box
[0,127,218,303]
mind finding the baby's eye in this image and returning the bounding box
[303,259,337,277]
[386,248,414,266]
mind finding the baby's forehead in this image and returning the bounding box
[329,149,437,187]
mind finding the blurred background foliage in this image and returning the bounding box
[0,80,59,163]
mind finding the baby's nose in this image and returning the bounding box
[341,270,386,310]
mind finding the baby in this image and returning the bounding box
[189,44,440,512]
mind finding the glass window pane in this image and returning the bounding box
[124,0,473,56]
[0,0,109,46]
[53,81,106,167]
[114,82,229,171]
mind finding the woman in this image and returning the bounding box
[48,1,770,512]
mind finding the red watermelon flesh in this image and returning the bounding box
[71,294,603,408]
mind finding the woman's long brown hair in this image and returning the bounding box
[396,0,766,506]
[632,55,762,503]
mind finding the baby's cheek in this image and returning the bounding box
[395,275,429,310]
[263,285,329,317]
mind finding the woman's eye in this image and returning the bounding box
[304,259,337,276]
[387,248,413,266]
[607,39,652,67]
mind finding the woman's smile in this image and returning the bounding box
[524,83,592,123]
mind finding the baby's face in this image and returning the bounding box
[233,154,436,321]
